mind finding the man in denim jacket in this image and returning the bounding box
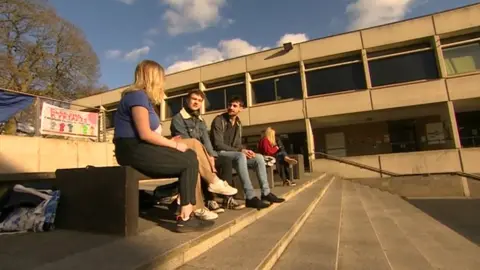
[170,90,244,212]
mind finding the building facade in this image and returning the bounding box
[75,4,480,174]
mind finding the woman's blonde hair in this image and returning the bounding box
[264,127,277,146]
[123,60,165,105]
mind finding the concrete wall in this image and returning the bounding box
[0,135,117,173]
[313,147,480,178]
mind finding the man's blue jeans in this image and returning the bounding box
[218,151,271,199]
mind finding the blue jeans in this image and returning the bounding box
[218,151,271,199]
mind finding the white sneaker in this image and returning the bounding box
[208,180,238,196]
[207,200,225,214]
[194,208,218,220]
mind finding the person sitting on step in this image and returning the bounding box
[170,89,245,213]
[114,60,224,232]
[258,127,298,187]
[210,96,285,210]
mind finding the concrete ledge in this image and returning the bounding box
[347,174,465,197]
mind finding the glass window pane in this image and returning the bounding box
[252,73,302,104]
[443,43,480,76]
[369,50,439,87]
[106,110,116,129]
[306,63,366,96]
[166,96,183,118]
[225,84,247,105]
[205,89,225,112]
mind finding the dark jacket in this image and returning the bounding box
[210,113,243,152]
[170,108,217,157]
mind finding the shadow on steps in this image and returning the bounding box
[406,198,480,246]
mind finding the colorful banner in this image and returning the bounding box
[40,102,99,139]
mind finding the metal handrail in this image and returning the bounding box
[315,151,480,181]
[315,152,399,177]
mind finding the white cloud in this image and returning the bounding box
[105,46,151,62]
[276,33,309,46]
[105,50,122,59]
[143,39,156,46]
[346,0,416,30]
[166,38,269,73]
[117,0,137,5]
[162,0,227,35]
[145,28,160,36]
[124,46,151,61]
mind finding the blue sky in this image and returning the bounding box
[49,0,479,89]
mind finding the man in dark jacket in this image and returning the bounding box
[210,96,285,209]
[171,90,245,212]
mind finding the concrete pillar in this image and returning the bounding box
[245,72,252,107]
[432,35,448,78]
[361,49,373,89]
[299,61,309,119]
[447,101,462,149]
[199,82,206,115]
[305,118,315,171]
[160,99,166,121]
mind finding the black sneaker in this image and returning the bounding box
[245,197,270,210]
[261,193,285,203]
[176,216,214,233]
[168,201,180,216]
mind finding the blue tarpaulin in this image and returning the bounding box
[0,90,35,123]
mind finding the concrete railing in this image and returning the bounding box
[313,148,480,178]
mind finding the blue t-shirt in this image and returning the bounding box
[113,90,161,139]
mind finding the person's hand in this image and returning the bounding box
[208,156,215,167]
[175,142,188,152]
[171,135,182,142]
[241,149,255,159]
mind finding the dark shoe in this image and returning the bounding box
[283,179,297,187]
[261,193,285,203]
[176,216,214,233]
[246,197,270,210]
[168,201,180,216]
[224,196,246,210]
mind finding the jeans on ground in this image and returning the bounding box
[218,151,271,199]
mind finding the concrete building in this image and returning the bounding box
[74,3,480,177]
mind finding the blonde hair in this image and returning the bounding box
[123,60,165,105]
[264,127,277,146]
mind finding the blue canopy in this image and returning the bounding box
[0,90,35,123]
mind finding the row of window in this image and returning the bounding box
[164,42,480,118]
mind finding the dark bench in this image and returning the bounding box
[0,168,147,237]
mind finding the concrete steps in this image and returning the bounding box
[0,173,330,270]
[3,175,479,270]
[273,180,480,270]
[178,176,336,269]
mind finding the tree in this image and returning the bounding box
[0,0,104,134]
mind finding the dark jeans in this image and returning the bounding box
[276,152,292,181]
[114,138,198,206]
[202,155,234,201]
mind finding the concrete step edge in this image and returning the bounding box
[254,176,336,270]
[138,173,329,270]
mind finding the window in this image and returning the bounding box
[369,50,439,87]
[105,110,116,129]
[205,84,246,112]
[251,73,303,104]
[165,96,184,118]
[443,43,480,76]
[306,63,366,96]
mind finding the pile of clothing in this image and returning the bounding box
[0,184,60,234]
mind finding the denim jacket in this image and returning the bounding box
[170,108,217,157]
